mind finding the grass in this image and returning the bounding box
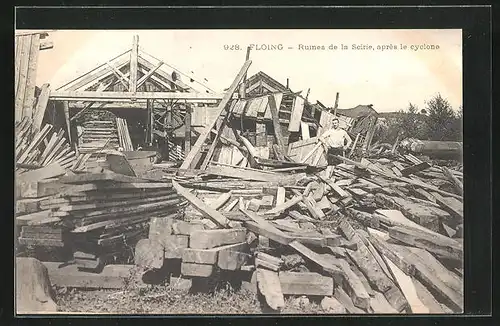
[54,279,327,314]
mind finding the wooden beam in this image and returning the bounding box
[172,180,230,228]
[62,101,72,144]
[268,93,286,158]
[137,61,163,89]
[180,60,252,169]
[49,91,224,102]
[129,35,139,93]
[56,50,130,91]
[185,105,192,154]
[32,84,51,133]
[106,62,129,89]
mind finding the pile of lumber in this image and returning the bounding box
[128,148,462,313]
[21,169,187,271]
[16,118,79,171]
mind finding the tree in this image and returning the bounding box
[395,102,428,140]
[425,94,459,141]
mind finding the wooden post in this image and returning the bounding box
[268,94,286,158]
[146,99,152,144]
[180,60,252,170]
[62,101,72,145]
[286,78,289,89]
[238,47,251,99]
[184,105,192,155]
[333,92,339,116]
[129,35,139,94]
[305,88,310,102]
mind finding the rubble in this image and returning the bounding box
[15,34,464,314]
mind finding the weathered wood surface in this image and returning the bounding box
[189,228,246,249]
[385,257,429,313]
[172,180,230,228]
[43,262,137,289]
[180,60,251,169]
[387,225,463,262]
[278,272,334,296]
[257,268,285,311]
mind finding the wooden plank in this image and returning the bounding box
[278,272,334,296]
[288,96,304,132]
[385,257,429,313]
[268,93,286,157]
[129,35,139,92]
[336,259,371,310]
[412,278,449,313]
[14,36,22,96]
[300,121,310,140]
[400,162,431,176]
[42,263,140,289]
[334,287,365,313]
[257,268,285,311]
[180,60,251,169]
[265,195,303,215]
[189,228,246,249]
[172,180,230,228]
[388,225,463,262]
[289,241,346,283]
[22,34,40,120]
[181,263,214,278]
[15,35,31,122]
[32,84,51,134]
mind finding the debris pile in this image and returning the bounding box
[15,45,463,314]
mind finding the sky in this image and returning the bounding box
[27,29,462,113]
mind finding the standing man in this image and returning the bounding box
[317,117,352,165]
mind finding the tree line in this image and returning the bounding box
[373,93,462,144]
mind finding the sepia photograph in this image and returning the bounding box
[15,28,463,315]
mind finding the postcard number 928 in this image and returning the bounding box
[224,44,241,50]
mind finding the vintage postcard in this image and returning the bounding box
[15,29,463,315]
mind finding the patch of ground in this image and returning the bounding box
[54,283,327,314]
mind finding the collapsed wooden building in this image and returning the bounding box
[24,35,379,170]
[15,33,463,315]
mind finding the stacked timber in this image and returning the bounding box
[33,170,187,271]
[16,119,78,172]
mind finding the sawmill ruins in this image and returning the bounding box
[15,32,464,315]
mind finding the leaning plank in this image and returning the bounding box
[15,35,31,122]
[172,180,230,228]
[32,84,51,134]
[239,205,293,245]
[43,262,136,289]
[22,34,40,120]
[288,96,305,132]
[257,268,285,311]
[385,257,429,313]
[379,242,463,312]
[412,277,450,313]
[289,241,346,284]
[181,60,251,169]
